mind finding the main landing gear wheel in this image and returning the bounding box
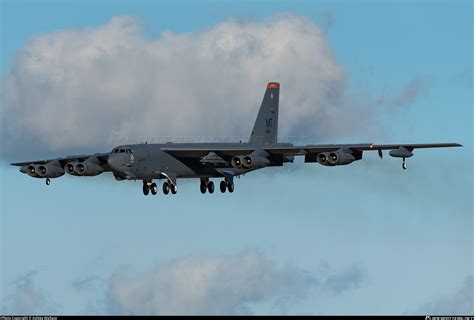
[227,181,234,193]
[207,181,214,194]
[143,183,150,196]
[220,180,226,193]
[163,182,170,195]
[402,158,407,170]
[171,184,178,194]
[200,181,207,194]
[45,178,51,186]
[150,183,158,195]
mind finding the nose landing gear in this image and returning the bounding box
[45,178,51,186]
[402,158,407,170]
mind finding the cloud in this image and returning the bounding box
[378,76,430,109]
[104,251,364,315]
[412,275,473,315]
[1,14,376,160]
[1,270,59,314]
[322,264,365,294]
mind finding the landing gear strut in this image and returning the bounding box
[402,158,407,170]
[46,178,51,186]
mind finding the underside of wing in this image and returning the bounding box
[11,153,111,181]
[10,153,110,167]
[264,143,463,155]
[161,142,462,159]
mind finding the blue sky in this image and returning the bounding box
[1,0,472,315]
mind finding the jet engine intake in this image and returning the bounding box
[231,156,244,168]
[74,162,104,176]
[242,154,270,169]
[327,149,356,166]
[26,164,39,177]
[65,162,78,175]
[37,162,65,178]
[317,153,329,166]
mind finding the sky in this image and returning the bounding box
[0,0,472,315]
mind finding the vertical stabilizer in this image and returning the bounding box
[249,82,279,145]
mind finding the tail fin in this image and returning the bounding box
[249,82,280,145]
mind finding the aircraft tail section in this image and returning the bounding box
[249,82,280,145]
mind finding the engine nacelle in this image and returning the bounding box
[242,155,270,169]
[74,162,104,176]
[327,149,356,166]
[317,153,330,166]
[25,164,40,177]
[65,162,78,175]
[37,163,65,178]
[231,156,244,168]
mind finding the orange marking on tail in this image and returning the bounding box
[267,82,280,89]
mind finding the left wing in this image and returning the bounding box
[162,142,462,171]
[162,143,462,157]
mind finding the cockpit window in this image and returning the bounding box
[113,147,133,154]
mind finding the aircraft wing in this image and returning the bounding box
[161,143,462,158]
[10,153,110,167]
[265,143,463,155]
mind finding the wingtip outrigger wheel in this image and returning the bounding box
[46,178,51,186]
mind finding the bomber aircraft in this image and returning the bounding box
[11,82,462,195]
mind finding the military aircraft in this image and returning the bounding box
[11,82,462,195]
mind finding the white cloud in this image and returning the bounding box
[104,251,364,315]
[105,251,313,315]
[1,14,375,159]
[377,76,430,109]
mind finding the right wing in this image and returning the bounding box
[10,153,110,167]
